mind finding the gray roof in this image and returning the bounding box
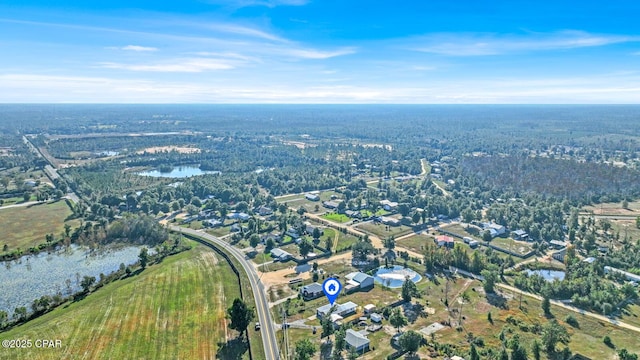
[317,301,358,316]
[345,329,369,349]
[353,273,373,284]
[270,248,291,258]
[302,283,323,294]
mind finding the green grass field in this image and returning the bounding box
[356,221,413,238]
[321,212,350,223]
[0,201,80,255]
[0,246,256,360]
[397,233,433,253]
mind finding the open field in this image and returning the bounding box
[609,219,640,243]
[489,237,535,256]
[583,200,640,216]
[0,200,80,255]
[0,245,257,360]
[283,198,323,213]
[356,221,413,238]
[397,233,433,253]
[322,228,359,252]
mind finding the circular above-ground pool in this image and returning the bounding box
[374,265,422,288]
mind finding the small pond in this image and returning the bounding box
[0,244,150,314]
[525,269,566,282]
[136,166,220,178]
[374,265,422,288]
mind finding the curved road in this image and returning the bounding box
[170,226,280,360]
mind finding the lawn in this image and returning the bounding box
[356,222,413,238]
[0,200,80,255]
[205,226,232,238]
[284,198,323,214]
[397,233,433,253]
[489,237,534,256]
[0,245,259,360]
[322,212,351,223]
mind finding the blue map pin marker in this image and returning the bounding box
[322,278,342,305]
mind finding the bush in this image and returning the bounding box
[603,335,614,348]
[564,315,579,328]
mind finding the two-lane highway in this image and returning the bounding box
[170,226,280,360]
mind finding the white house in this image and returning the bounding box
[305,193,320,201]
[379,216,401,227]
[270,248,292,261]
[227,212,250,221]
[380,199,399,211]
[482,222,506,237]
[317,301,358,319]
[345,329,370,354]
[370,313,383,323]
[363,304,376,314]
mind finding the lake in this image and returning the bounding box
[525,269,566,282]
[0,244,149,315]
[136,166,220,178]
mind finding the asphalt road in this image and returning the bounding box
[170,226,280,360]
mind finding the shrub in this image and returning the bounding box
[564,315,579,328]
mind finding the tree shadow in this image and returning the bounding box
[320,341,333,360]
[216,337,249,360]
[485,293,509,310]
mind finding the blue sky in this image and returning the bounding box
[1,1,640,103]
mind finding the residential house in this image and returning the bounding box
[552,248,567,262]
[261,233,282,245]
[270,248,292,262]
[512,229,529,241]
[227,212,251,221]
[379,216,401,227]
[345,329,370,354]
[301,283,324,300]
[436,235,455,249]
[604,266,640,283]
[305,193,320,201]
[305,222,324,236]
[316,301,358,319]
[285,228,300,239]
[204,219,223,228]
[345,210,361,218]
[323,200,341,209]
[482,222,506,237]
[255,206,273,216]
[363,304,376,314]
[345,272,375,292]
[380,199,399,211]
[549,240,567,249]
[370,313,383,323]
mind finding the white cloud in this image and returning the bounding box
[99,58,235,72]
[4,72,640,104]
[412,30,640,56]
[121,45,158,52]
[282,47,356,59]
